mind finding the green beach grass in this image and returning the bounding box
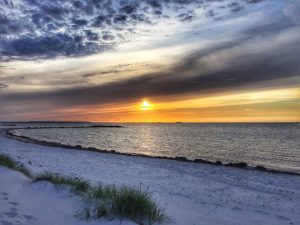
[82,184,169,224]
[35,172,91,193]
[0,154,32,178]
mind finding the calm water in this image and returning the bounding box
[8,123,300,173]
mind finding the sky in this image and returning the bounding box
[0,0,299,122]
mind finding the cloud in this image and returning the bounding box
[284,2,300,25]
[81,63,151,78]
[0,83,8,88]
[2,22,299,109]
[178,10,196,22]
[1,33,110,59]
[243,0,264,4]
[2,0,300,121]
[227,2,244,13]
[0,0,267,60]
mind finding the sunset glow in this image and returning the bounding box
[0,0,299,122]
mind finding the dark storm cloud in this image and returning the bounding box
[120,5,138,14]
[102,33,114,41]
[0,0,266,60]
[85,30,99,41]
[243,0,264,4]
[1,33,109,58]
[227,2,244,12]
[0,83,8,88]
[82,63,151,78]
[177,11,196,22]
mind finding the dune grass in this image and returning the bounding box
[0,154,32,178]
[112,186,168,224]
[34,172,91,194]
[0,153,169,224]
[83,184,169,224]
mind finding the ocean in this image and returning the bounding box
[5,122,300,173]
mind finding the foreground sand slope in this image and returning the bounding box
[0,166,136,225]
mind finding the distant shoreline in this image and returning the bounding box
[3,127,299,176]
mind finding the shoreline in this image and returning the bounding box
[4,128,299,176]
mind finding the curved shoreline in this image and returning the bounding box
[3,128,300,176]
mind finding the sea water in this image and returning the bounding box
[7,122,300,173]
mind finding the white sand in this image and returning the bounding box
[0,166,135,225]
[0,131,300,225]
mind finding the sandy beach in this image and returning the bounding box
[0,129,300,225]
[0,166,136,225]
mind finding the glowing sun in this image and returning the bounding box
[140,100,153,111]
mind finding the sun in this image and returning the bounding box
[140,100,153,111]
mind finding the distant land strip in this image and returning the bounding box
[1,125,123,129]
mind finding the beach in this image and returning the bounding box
[0,129,300,225]
[0,166,136,225]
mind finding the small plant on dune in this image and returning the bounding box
[148,204,169,225]
[79,207,92,220]
[88,184,117,200]
[17,166,32,178]
[0,154,32,178]
[83,184,170,225]
[34,172,91,194]
[112,186,169,225]
[0,154,16,168]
